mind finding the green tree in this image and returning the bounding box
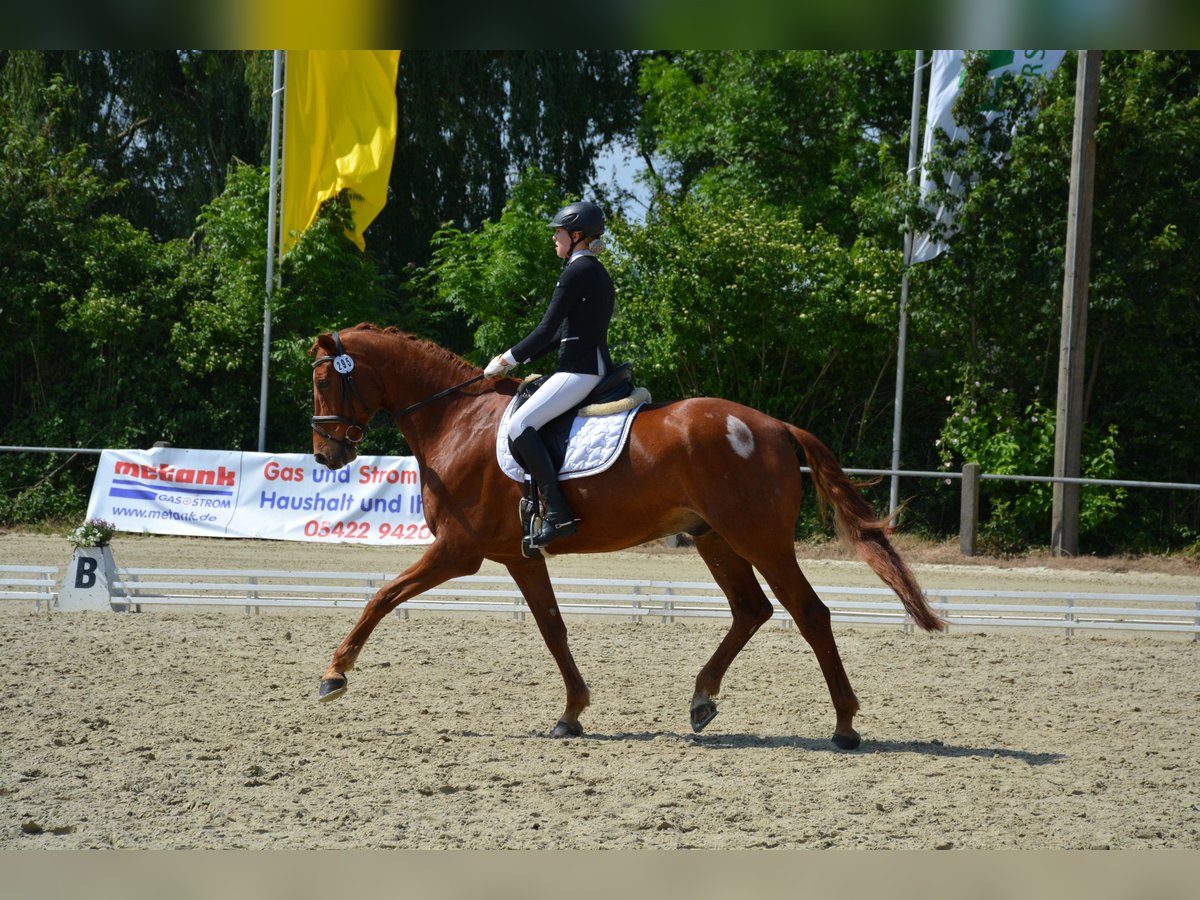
[0,74,184,451]
[0,74,398,524]
[372,50,642,354]
[1,50,270,241]
[637,51,914,244]
[413,169,570,364]
[172,164,397,453]
[0,74,191,521]
[911,51,1200,547]
[899,52,1078,534]
[623,50,916,476]
[608,195,901,461]
[1079,51,1200,547]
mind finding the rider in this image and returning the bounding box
[484,200,615,548]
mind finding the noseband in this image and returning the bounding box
[311,331,487,450]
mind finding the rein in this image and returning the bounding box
[311,331,484,448]
[393,372,486,418]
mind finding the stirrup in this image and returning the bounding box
[519,496,543,559]
[529,515,577,548]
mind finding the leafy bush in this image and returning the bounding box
[937,373,1126,551]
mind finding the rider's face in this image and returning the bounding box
[553,227,571,259]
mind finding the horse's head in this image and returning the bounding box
[309,329,383,471]
[310,323,489,470]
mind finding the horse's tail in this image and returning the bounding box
[787,425,945,633]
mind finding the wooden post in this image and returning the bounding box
[1052,51,1101,556]
[960,463,981,556]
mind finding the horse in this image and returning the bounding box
[310,323,944,749]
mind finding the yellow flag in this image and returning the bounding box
[282,50,401,255]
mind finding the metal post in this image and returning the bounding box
[890,49,927,525]
[1052,51,1101,555]
[259,50,284,453]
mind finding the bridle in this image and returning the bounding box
[311,331,485,449]
[311,332,373,447]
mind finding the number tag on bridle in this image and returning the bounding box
[333,354,355,374]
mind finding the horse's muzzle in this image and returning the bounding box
[312,442,356,471]
[311,414,368,471]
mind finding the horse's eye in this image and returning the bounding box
[316,377,331,390]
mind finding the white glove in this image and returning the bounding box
[484,351,516,378]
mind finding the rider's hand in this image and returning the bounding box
[484,351,516,378]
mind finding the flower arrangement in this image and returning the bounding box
[68,518,116,549]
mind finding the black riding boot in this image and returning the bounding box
[512,427,578,547]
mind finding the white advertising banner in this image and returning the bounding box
[85,447,432,545]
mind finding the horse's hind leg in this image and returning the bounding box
[751,553,861,749]
[505,557,590,738]
[690,531,775,733]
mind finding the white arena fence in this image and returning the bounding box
[4,563,1199,639]
[0,564,60,612]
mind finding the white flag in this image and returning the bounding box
[911,50,1066,264]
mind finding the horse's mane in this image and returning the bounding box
[344,322,481,381]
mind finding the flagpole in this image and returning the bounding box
[890,49,927,526]
[259,50,284,453]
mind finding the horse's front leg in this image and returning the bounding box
[319,539,481,701]
[505,557,590,737]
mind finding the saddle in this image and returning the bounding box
[506,363,637,472]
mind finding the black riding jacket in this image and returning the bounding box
[509,252,614,375]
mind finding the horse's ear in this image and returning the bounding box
[310,333,336,358]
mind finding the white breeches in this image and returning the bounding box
[506,370,603,440]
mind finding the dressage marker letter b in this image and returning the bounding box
[58,547,116,612]
[75,555,99,589]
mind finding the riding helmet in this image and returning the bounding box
[548,201,605,238]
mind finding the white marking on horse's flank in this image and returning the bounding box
[726,415,755,459]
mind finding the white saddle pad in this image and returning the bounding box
[496,394,645,483]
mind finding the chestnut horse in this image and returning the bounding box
[310,323,943,749]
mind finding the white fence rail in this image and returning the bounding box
[106,567,1200,638]
[0,564,60,612]
[6,563,1198,638]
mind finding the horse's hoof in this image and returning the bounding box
[550,719,583,738]
[832,730,861,750]
[690,700,718,733]
[318,676,347,702]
